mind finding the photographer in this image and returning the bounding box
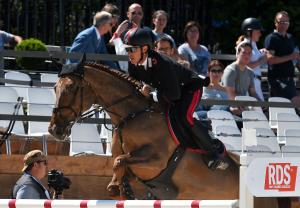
[11,150,51,199]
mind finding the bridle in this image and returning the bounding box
[52,75,144,135]
[52,78,86,134]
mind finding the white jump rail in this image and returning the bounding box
[0,199,239,208]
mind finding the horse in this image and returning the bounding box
[48,62,281,208]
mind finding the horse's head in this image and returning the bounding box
[48,74,96,140]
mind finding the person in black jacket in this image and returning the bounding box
[123,28,229,170]
[11,150,51,199]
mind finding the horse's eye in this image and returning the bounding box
[67,85,77,93]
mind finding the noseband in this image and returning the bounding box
[52,82,84,128]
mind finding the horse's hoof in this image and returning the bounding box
[107,184,120,197]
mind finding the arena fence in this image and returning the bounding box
[1,49,300,208]
[0,199,239,208]
[0,48,236,63]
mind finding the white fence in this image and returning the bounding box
[0,199,239,208]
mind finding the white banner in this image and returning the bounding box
[246,157,300,197]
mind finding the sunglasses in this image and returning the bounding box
[210,69,223,73]
[37,160,48,165]
[131,11,143,16]
[112,15,120,19]
[157,47,172,52]
[276,20,290,25]
[125,47,140,53]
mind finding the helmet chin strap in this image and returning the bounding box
[246,30,253,46]
[138,45,148,64]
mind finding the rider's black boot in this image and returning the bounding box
[207,140,229,170]
[190,124,229,170]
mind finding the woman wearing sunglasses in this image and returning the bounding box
[195,60,229,119]
[123,27,229,171]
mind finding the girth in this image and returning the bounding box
[144,146,185,199]
[123,146,185,199]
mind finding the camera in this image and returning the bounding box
[48,169,71,197]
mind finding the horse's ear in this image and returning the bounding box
[58,53,85,78]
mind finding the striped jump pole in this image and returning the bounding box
[0,199,239,208]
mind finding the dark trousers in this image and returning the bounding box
[173,85,225,157]
[269,78,297,100]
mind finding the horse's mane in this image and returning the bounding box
[85,62,143,89]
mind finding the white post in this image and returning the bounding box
[239,153,254,208]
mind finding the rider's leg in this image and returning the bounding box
[189,123,229,170]
[178,87,229,170]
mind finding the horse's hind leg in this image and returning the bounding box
[254,197,279,208]
[277,197,291,208]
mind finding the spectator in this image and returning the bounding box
[264,11,300,105]
[178,21,211,76]
[0,30,22,74]
[68,11,118,68]
[101,3,120,54]
[222,42,258,115]
[196,60,229,119]
[11,150,51,199]
[237,17,269,101]
[152,10,175,47]
[155,36,190,69]
[127,3,144,28]
[123,27,228,170]
[110,3,153,71]
[155,36,174,56]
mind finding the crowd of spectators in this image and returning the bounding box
[1,4,300,111]
[2,4,299,110]
[93,4,299,113]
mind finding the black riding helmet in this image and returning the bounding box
[123,28,155,50]
[241,17,263,34]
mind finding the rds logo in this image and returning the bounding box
[264,163,298,191]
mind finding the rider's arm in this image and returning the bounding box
[156,60,181,103]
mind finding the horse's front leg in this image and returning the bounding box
[107,129,128,198]
[111,129,123,157]
[107,153,131,199]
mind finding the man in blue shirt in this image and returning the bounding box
[0,30,22,72]
[68,11,118,68]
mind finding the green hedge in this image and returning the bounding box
[15,38,47,71]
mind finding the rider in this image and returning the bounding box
[123,28,229,170]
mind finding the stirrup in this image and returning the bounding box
[208,159,229,171]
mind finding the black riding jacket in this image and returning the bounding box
[128,50,202,105]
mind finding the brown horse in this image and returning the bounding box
[48,63,281,207]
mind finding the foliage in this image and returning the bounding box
[15,38,47,70]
